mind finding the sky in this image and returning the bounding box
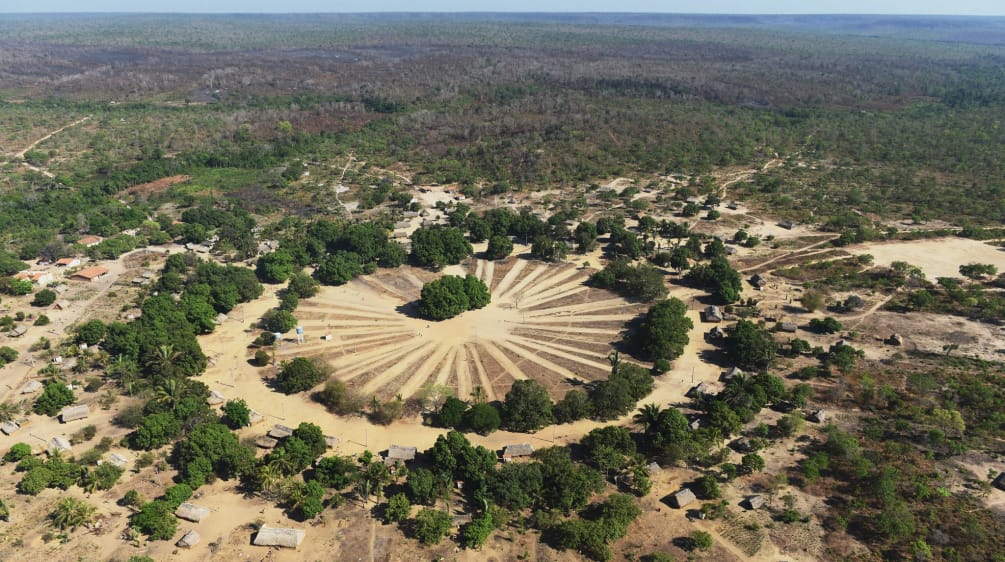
[2,1,1004,16]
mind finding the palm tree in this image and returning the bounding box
[153,377,187,409]
[470,386,487,404]
[0,402,21,423]
[633,403,664,434]
[267,449,295,476]
[258,464,284,497]
[51,497,96,531]
[146,344,180,378]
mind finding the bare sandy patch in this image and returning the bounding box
[851,237,1005,280]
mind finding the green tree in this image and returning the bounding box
[50,497,96,531]
[132,500,177,540]
[311,455,358,489]
[4,443,32,463]
[535,447,604,513]
[277,357,326,394]
[725,320,776,371]
[76,319,107,346]
[261,309,297,333]
[410,226,472,269]
[437,396,467,428]
[463,402,501,434]
[222,399,251,429]
[413,508,452,545]
[799,290,825,312]
[461,512,495,549]
[31,288,57,307]
[34,382,75,416]
[384,492,411,523]
[689,530,713,551]
[314,251,364,285]
[626,297,692,361]
[256,250,296,284]
[503,379,554,432]
[463,274,491,309]
[418,275,471,320]
[287,271,320,299]
[485,235,514,260]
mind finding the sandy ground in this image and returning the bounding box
[851,237,1005,280]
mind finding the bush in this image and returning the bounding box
[132,500,178,540]
[4,443,32,463]
[384,493,411,524]
[779,509,802,523]
[31,288,57,307]
[413,508,452,545]
[261,309,297,333]
[253,349,271,367]
[33,314,50,326]
[34,382,75,416]
[277,357,327,394]
[689,530,713,551]
[222,399,251,429]
[314,377,365,414]
[485,235,514,260]
[463,403,501,434]
[162,483,193,508]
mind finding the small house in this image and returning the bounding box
[705,326,725,341]
[750,274,768,288]
[452,514,473,527]
[722,366,744,381]
[268,425,294,439]
[324,435,339,449]
[887,333,904,346]
[745,495,766,510]
[214,313,228,325]
[174,502,211,523]
[646,462,662,474]
[731,438,752,453]
[702,306,723,323]
[14,271,54,286]
[394,221,411,229]
[207,390,225,405]
[808,409,828,423]
[59,404,90,423]
[777,322,798,333]
[19,380,43,394]
[829,340,848,353]
[1,421,20,435]
[9,325,28,338]
[177,529,201,548]
[77,235,103,247]
[70,266,109,282]
[55,257,81,268]
[686,382,713,399]
[253,525,305,549]
[107,453,130,469]
[49,436,72,455]
[255,436,279,449]
[52,284,69,294]
[501,443,534,461]
[670,488,697,509]
[249,410,265,425]
[383,445,417,466]
[778,220,795,230]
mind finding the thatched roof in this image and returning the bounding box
[670,488,696,508]
[1,421,20,435]
[778,322,798,333]
[253,525,305,548]
[452,514,472,527]
[214,313,228,325]
[19,380,43,394]
[256,436,279,449]
[808,409,828,423]
[207,390,225,405]
[174,502,211,523]
[107,452,130,468]
[746,495,766,510]
[49,437,72,454]
[60,404,90,422]
[268,424,294,439]
[384,445,417,463]
[722,366,744,380]
[249,410,265,425]
[324,435,339,448]
[177,529,201,548]
[686,382,713,399]
[502,443,534,459]
[646,462,662,474]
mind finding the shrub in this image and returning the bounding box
[222,399,251,429]
[689,530,713,551]
[384,492,411,523]
[413,508,452,545]
[132,500,178,540]
[34,381,75,416]
[261,309,297,333]
[277,357,327,394]
[313,377,365,415]
[33,314,50,326]
[4,443,32,463]
[31,288,57,307]
[253,349,271,367]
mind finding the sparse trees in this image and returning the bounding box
[51,497,96,531]
[277,357,327,394]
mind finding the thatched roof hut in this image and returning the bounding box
[1,421,20,435]
[646,462,662,474]
[253,525,305,549]
[207,390,226,405]
[256,436,279,449]
[670,488,697,509]
[808,409,828,423]
[502,443,534,460]
[745,495,766,510]
[49,436,72,454]
[174,502,211,523]
[268,424,294,439]
[107,452,130,468]
[177,529,201,548]
[249,410,265,425]
[383,445,417,465]
[60,404,90,423]
[324,435,339,448]
[19,380,43,394]
[686,382,713,399]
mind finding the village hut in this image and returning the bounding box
[107,452,130,468]
[177,529,201,548]
[60,404,90,423]
[808,409,828,423]
[249,410,265,425]
[701,306,723,323]
[646,462,662,474]
[256,436,279,449]
[887,333,904,346]
[9,325,27,338]
[1,421,20,435]
[383,445,418,466]
[253,525,305,549]
[670,488,697,509]
[501,443,534,461]
[54,300,71,310]
[745,495,766,510]
[750,274,768,288]
[721,366,744,381]
[175,502,211,523]
[207,390,225,405]
[19,380,43,394]
[706,326,725,341]
[686,382,713,399]
[452,514,473,527]
[324,435,339,448]
[777,322,798,333]
[268,424,294,439]
[49,436,72,455]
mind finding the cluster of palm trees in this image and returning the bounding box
[50,497,97,532]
